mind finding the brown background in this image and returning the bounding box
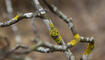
[0,0,105,60]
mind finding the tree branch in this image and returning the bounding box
[32,0,75,60]
[43,0,95,60]
[0,12,35,27]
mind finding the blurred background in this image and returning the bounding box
[0,0,105,60]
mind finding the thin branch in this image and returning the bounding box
[12,37,94,56]
[33,0,75,60]
[80,37,95,60]
[0,37,69,59]
[5,0,22,45]
[43,0,81,48]
[0,0,95,60]
[43,0,77,35]
[0,12,36,27]
[43,0,95,60]
[9,38,68,55]
[31,14,40,38]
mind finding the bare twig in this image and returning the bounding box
[0,37,70,59]
[9,38,68,55]
[31,14,40,38]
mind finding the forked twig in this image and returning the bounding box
[33,0,75,60]
[43,0,95,60]
[0,0,95,60]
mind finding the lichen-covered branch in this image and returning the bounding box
[43,0,81,48]
[33,0,75,60]
[0,0,95,60]
[43,0,95,60]
[7,37,94,55]
[43,0,77,35]
[0,12,36,27]
[80,37,95,60]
